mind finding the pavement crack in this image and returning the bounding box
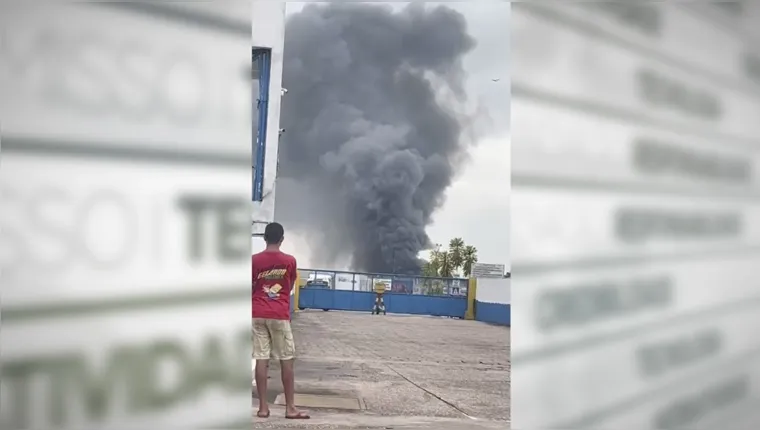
[384,365,477,421]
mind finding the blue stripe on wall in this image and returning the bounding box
[475,301,510,326]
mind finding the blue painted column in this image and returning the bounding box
[253,48,271,202]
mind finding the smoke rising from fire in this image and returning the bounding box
[275,3,476,273]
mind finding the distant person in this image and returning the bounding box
[252,222,310,420]
[373,282,387,315]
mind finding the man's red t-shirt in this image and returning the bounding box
[252,250,297,320]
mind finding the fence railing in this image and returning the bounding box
[298,268,468,297]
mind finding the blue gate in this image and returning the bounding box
[296,269,469,318]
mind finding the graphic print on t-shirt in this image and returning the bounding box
[257,267,288,300]
[264,283,282,299]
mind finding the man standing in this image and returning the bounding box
[252,222,310,420]
[372,282,387,315]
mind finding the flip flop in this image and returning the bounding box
[285,412,311,419]
[256,411,270,418]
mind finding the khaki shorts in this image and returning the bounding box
[252,318,296,361]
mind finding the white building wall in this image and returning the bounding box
[1,3,258,429]
[476,278,512,305]
[252,1,285,237]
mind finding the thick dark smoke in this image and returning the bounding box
[275,3,476,274]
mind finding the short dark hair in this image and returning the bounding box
[264,222,284,245]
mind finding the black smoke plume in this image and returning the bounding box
[275,3,476,274]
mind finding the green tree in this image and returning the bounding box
[422,247,441,277]
[462,245,478,277]
[439,251,453,278]
[421,239,478,278]
[427,281,445,296]
[448,237,465,272]
[424,244,443,276]
[426,244,453,277]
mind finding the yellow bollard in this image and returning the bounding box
[465,278,477,320]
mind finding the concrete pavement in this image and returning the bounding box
[251,408,507,429]
[253,310,510,429]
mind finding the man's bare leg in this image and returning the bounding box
[255,359,270,417]
[280,359,309,418]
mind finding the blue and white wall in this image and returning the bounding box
[475,278,511,326]
[252,1,285,237]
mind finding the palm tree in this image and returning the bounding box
[422,240,479,279]
[462,245,478,277]
[439,251,454,278]
[422,255,441,277]
[447,237,465,275]
[421,245,443,294]
[426,243,454,277]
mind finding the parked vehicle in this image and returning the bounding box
[304,279,330,289]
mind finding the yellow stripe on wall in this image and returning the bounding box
[293,271,301,313]
[465,278,477,320]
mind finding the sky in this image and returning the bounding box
[281,2,510,269]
